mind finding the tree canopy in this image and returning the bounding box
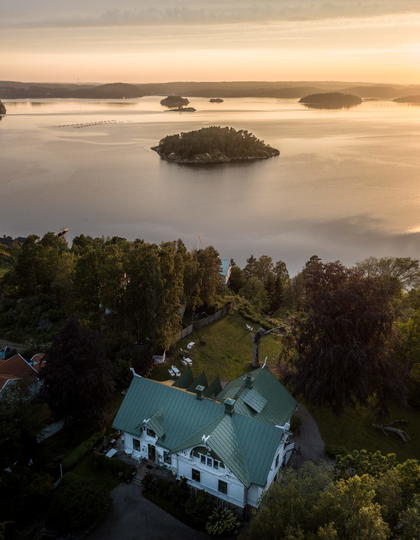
[291,259,402,409]
[153,126,279,163]
[41,320,114,425]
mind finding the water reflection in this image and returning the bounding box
[0,97,419,272]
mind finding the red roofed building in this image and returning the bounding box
[0,353,39,396]
[30,353,47,372]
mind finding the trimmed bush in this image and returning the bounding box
[206,507,240,536]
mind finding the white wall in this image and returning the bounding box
[122,432,289,508]
[177,448,246,508]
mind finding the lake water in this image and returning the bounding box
[1,97,419,273]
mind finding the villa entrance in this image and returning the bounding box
[148,444,156,462]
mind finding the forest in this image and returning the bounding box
[0,234,419,539]
[153,126,279,162]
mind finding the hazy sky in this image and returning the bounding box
[1,1,420,83]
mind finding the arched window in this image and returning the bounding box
[191,446,225,470]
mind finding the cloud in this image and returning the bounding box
[2,1,420,28]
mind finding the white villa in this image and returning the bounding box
[113,366,296,509]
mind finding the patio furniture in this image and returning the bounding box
[172,365,181,376]
[168,368,176,377]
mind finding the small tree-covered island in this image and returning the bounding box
[151,126,280,164]
[300,92,362,109]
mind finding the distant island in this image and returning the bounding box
[209,98,224,103]
[0,100,6,115]
[394,95,420,104]
[160,95,190,109]
[166,106,196,112]
[151,126,279,164]
[1,80,420,100]
[300,92,362,109]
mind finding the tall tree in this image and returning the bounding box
[356,257,420,290]
[292,260,401,409]
[41,320,114,425]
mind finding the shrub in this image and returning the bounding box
[90,453,135,482]
[185,490,217,528]
[47,473,111,534]
[206,507,240,537]
[325,445,348,459]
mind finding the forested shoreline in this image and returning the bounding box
[0,233,419,539]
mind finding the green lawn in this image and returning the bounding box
[152,313,283,382]
[309,402,420,461]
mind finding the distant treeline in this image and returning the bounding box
[2,80,420,99]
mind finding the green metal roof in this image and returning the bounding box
[241,388,267,413]
[113,367,296,487]
[216,367,297,426]
[144,410,165,438]
[187,371,208,392]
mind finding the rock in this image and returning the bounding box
[209,98,224,103]
[166,106,196,112]
[0,100,6,115]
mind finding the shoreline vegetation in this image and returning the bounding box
[160,95,190,109]
[299,92,363,109]
[0,100,6,114]
[151,126,280,164]
[1,81,420,100]
[394,95,420,104]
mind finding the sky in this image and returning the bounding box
[1,1,420,83]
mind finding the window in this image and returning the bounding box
[192,447,225,470]
[146,428,155,437]
[275,454,279,468]
[164,452,172,465]
[218,480,228,494]
[133,438,140,451]
[192,469,201,482]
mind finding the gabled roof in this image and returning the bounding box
[0,354,38,379]
[216,367,296,426]
[187,371,208,392]
[0,354,38,393]
[113,367,296,487]
[30,353,46,372]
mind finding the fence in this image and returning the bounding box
[177,303,231,341]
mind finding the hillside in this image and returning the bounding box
[394,95,420,104]
[152,312,282,381]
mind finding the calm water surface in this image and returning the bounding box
[1,97,419,272]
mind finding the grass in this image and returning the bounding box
[309,401,420,461]
[152,312,283,382]
[73,454,131,492]
[152,311,420,461]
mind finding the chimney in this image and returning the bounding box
[224,398,235,415]
[245,375,253,389]
[195,385,205,400]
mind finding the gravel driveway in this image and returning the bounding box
[89,482,207,540]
